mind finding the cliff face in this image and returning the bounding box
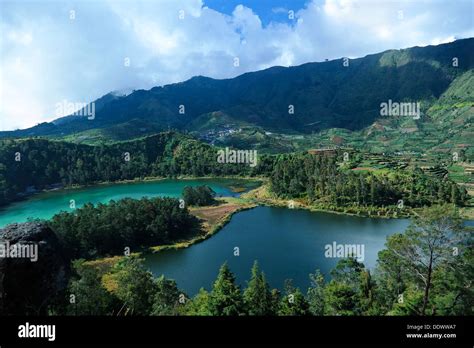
[0,222,69,315]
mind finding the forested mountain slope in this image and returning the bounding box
[1,39,472,142]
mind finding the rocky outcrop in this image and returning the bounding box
[0,222,69,315]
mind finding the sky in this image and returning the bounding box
[0,0,473,131]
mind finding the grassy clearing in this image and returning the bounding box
[83,255,126,273]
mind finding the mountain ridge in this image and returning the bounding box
[1,38,473,149]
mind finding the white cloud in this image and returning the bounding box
[0,0,472,130]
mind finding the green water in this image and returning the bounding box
[0,178,411,295]
[0,178,257,227]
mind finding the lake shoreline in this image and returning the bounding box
[5,174,471,220]
[0,175,264,214]
[241,184,413,219]
[144,185,413,257]
[1,175,265,208]
[84,197,258,274]
[149,197,257,253]
[142,204,412,295]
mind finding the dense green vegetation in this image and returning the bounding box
[51,204,472,316]
[0,133,467,216]
[1,37,471,321]
[48,197,199,259]
[1,39,472,141]
[0,40,471,168]
[270,153,469,214]
[182,185,216,206]
[0,133,274,207]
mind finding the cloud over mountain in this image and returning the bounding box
[1,0,473,130]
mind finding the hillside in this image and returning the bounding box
[0,132,272,207]
[1,38,472,155]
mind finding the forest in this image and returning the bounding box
[182,185,217,206]
[0,133,272,207]
[46,205,471,316]
[0,133,468,213]
[48,197,200,259]
[270,153,469,209]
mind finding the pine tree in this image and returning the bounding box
[374,235,407,314]
[113,257,157,316]
[383,204,466,315]
[324,281,359,316]
[209,263,243,316]
[307,269,326,315]
[187,288,212,315]
[151,275,185,315]
[359,270,376,314]
[370,178,376,205]
[450,184,460,205]
[278,280,310,316]
[243,261,274,315]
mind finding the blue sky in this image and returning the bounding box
[204,0,310,25]
[0,0,473,131]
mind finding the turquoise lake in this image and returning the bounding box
[0,178,410,294]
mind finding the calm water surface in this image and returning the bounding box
[0,178,257,227]
[144,206,410,295]
[0,179,412,294]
